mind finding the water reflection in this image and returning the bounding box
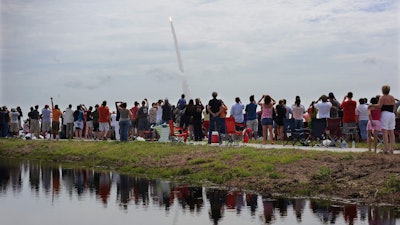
[0,159,398,225]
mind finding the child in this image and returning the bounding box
[366,97,381,152]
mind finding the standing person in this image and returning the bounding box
[156,99,163,125]
[41,104,52,139]
[110,111,118,140]
[148,102,158,127]
[283,99,292,137]
[130,101,139,138]
[116,102,132,142]
[73,105,84,139]
[9,108,20,137]
[177,94,187,127]
[63,104,74,139]
[85,106,94,139]
[356,98,369,141]
[98,100,111,141]
[230,97,245,131]
[162,98,172,124]
[137,99,149,138]
[16,106,23,131]
[258,95,276,145]
[177,94,187,110]
[291,96,305,130]
[367,97,381,152]
[370,85,396,154]
[193,98,204,141]
[207,91,222,144]
[92,104,100,140]
[314,95,332,119]
[51,97,63,139]
[341,92,358,142]
[275,100,286,141]
[182,99,196,139]
[328,92,340,119]
[219,99,228,137]
[29,105,41,139]
[0,107,8,137]
[245,95,258,140]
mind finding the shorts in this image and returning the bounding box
[30,119,40,132]
[41,121,51,132]
[367,120,381,132]
[380,111,395,130]
[86,120,94,128]
[342,122,357,134]
[74,121,84,130]
[261,118,273,126]
[93,122,99,132]
[131,119,138,128]
[52,121,60,133]
[10,123,19,133]
[246,119,258,133]
[99,122,109,132]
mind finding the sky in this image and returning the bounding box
[1,0,399,113]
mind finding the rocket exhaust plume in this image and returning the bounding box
[169,16,190,98]
[169,17,184,73]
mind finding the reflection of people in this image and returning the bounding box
[207,189,226,225]
[262,199,275,224]
[292,198,306,222]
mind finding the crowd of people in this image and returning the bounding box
[0,85,399,153]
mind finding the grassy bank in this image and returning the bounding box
[1,139,399,204]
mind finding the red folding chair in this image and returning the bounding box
[225,117,243,145]
[168,120,188,142]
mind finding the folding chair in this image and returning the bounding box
[325,118,342,147]
[304,118,326,147]
[224,117,243,145]
[168,120,188,143]
[283,119,305,146]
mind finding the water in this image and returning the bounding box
[0,159,398,225]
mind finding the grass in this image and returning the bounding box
[1,138,399,205]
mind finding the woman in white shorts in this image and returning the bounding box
[370,85,396,154]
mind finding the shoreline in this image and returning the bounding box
[1,139,399,205]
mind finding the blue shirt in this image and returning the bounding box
[245,103,258,120]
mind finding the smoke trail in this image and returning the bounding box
[169,17,190,98]
[169,17,184,73]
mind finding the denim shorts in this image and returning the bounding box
[261,118,273,126]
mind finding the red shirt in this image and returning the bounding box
[98,106,110,123]
[130,106,139,120]
[340,100,356,123]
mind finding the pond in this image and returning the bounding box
[0,159,399,225]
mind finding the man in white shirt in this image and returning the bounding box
[314,95,332,119]
[230,97,245,131]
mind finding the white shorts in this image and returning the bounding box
[74,121,84,130]
[99,122,110,132]
[380,111,395,130]
[86,121,94,128]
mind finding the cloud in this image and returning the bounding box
[1,0,398,113]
